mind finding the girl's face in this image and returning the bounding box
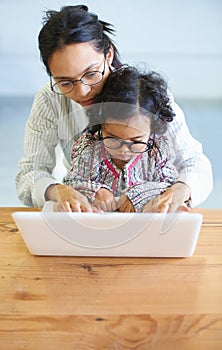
[102,114,151,169]
[48,42,113,107]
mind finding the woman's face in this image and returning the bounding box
[102,114,151,167]
[48,42,113,107]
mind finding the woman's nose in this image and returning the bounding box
[69,82,91,100]
[75,82,91,97]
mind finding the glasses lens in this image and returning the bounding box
[103,138,121,149]
[130,142,148,153]
[82,71,103,86]
[52,81,74,95]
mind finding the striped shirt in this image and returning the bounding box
[16,83,213,207]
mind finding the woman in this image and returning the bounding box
[16,5,213,212]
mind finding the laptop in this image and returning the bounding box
[12,211,202,257]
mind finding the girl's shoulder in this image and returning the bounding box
[151,135,174,160]
[75,131,98,147]
[71,131,99,159]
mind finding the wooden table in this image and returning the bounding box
[0,207,222,350]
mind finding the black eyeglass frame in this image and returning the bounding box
[50,58,106,95]
[98,126,155,154]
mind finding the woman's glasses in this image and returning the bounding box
[50,58,106,95]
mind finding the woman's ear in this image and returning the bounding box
[106,45,114,67]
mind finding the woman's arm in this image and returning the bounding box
[16,86,59,207]
[167,97,213,207]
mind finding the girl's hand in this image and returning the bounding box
[118,194,135,213]
[45,184,92,212]
[94,188,117,212]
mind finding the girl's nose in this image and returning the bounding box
[119,143,130,153]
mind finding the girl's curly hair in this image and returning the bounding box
[87,66,175,135]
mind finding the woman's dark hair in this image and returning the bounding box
[38,5,121,75]
[87,66,175,135]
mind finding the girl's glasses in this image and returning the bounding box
[101,136,154,153]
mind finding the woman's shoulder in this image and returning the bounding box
[35,83,76,108]
[168,93,186,126]
[31,83,85,121]
[35,82,58,99]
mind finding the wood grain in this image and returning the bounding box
[192,208,222,224]
[1,207,222,349]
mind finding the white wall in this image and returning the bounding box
[0,0,222,98]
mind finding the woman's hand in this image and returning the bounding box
[142,183,191,213]
[118,194,135,213]
[45,184,92,212]
[94,188,117,212]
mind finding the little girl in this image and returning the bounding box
[63,66,180,212]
